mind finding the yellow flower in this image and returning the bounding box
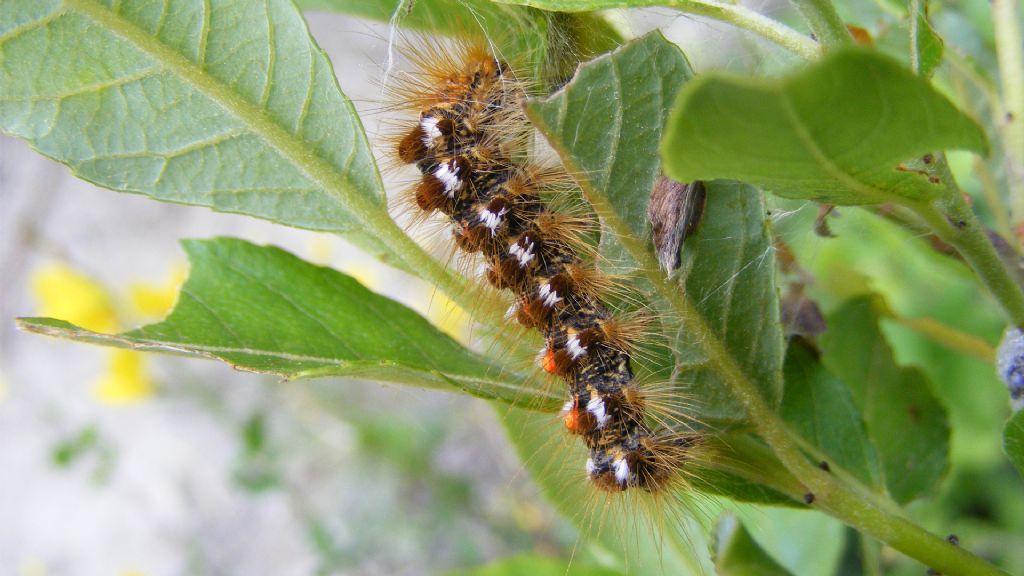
[306,234,337,265]
[128,264,187,319]
[30,262,119,333]
[93,349,156,405]
[18,559,46,576]
[424,290,472,342]
[343,261,381,291]
[30,261,160,405]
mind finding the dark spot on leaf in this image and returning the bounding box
[908,404,921,424]
[803,492,815,504]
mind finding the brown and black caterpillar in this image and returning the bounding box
[388,42,697,494]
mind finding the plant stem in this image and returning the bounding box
[659,271,1006,575]
[911,156,1024,327]
[592,192,1007,574]
[992,0,1024,240]
[892,315,996,363]
[665,0,821,60]
[909,0,921,74]
[787,0,850,48]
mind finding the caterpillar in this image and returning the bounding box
[387,41,697,495]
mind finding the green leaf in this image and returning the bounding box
[1006,411,1024,478]
[734,507,844,576]
[662,49,988,205]
[18,238,556,409]
[527,31,783,422]
[715,516,794,576]
[821,295,950,503]
[528,31,693,241]
[0,0,393,259]
[781,339,881,486]
[674,181,784,420]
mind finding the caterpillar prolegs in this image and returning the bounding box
[390,43,696,493]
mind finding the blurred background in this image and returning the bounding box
[2,2,1022,575]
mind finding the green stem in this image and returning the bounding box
[992,0,1024,240]
[664,0,821,60]
[787,0,851,48]
[909,0,921,74]
[892,315,996,363]
[910,156,1024,327]
[597,196,1006,575]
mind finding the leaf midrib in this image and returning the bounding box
[18,317,542,400]
[52,0,477,307]
[776,78,892,203]
[62,0,384,221]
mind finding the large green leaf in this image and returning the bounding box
[821,296,950,503]
[18,238,556,409]
[1006,411,1024,478]
[733,507,844,576]
[662,49,988,205]
[527,32,783,422]
[673,181,784,420]
[0,0,391,258]
[781,339,881,486]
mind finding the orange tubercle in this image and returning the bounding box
[542,348,558,374]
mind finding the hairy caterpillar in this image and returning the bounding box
[386,40,698,496]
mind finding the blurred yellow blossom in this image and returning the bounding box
[30,263,119,333]
[93,349,155,405]
[424,291,471,342]
[128,264,187,319]
[0,371,8,403]
[343,261,381,291]
[306,234,337,265]
[17,560,46,576]
[30,261,171,405]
